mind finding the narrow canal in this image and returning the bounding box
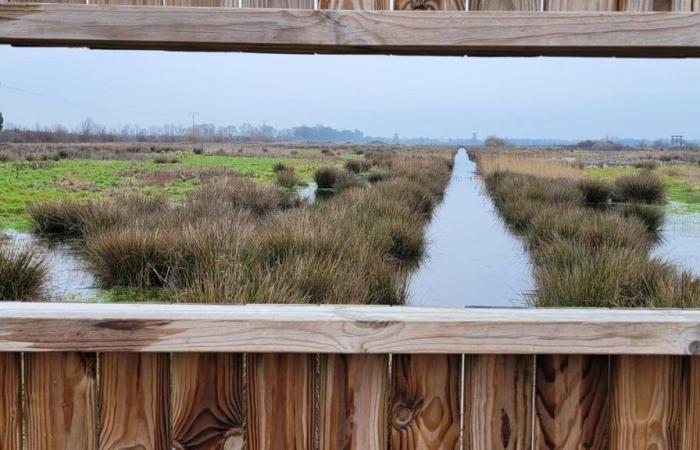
[407,148,533,307]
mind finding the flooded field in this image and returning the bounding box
[408,149,532,307]
[654,209,700,276]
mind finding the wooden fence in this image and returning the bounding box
[1,303,699,449]
[1,1,700,57]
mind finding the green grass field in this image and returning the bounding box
[0,153,333,231]
[585,164,700,213]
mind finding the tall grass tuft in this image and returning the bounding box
[613,173,666,204]
[0,244,46,300]
[577,178,613,205]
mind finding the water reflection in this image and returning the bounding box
[407,149,533,307]
[654,209,700,276]
[2,230,101,302]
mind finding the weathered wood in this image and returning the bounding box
[171,353,245,450]
[0,353,20,450]
[165,0,236,5]
[319,354,389,450]
[319,0,388,9]
[391,354,460,450]
[470,0,539,10]
[1,303,700,354]
[24,352,97,450]
[610,355,684,450]
[682,356,700,449]
[99,353,169,450]
[240,0,313,7]
[544,0,618,10]
[91,0,162,5]
[3,5,700,57]
[464,355,533,450]
[395,0,465,11]
[620,0,692,10]
[535,355,608,450]
[694,0,699,11]
[247,353,315,450]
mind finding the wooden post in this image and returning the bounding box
[0,353,20,450]
[682,356,700,449]
[464,355,534,450]
[99,353,170,450]
[319,354,390,450]
[610,355,684,450]
[535,355,609,450]
[247,353,316,450]
[391,354,461,450]
[171,353,245,450]
[25,353,98,450]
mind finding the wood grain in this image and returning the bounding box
[391,354,460,450]
[0,353,20,450]
[3,7,700,57]
[610,355,684,450]
[682,356,700,449]
[319,354,389,450]
[99,353,169,450]
[247,353,315,450]
[165,0,237,5]
[464,355,533,450]
[91,0,162,5]
[395,0,465,11]
[470,0,540,10]
[171,353,245,450]
[240,0,313,8]
[319,0,388,9]
[620,0,693,10]
[694,0,699,10]
[1,304,700,354]
[25,352,97,450]
[544,0,618,10]
[535,355,608,450]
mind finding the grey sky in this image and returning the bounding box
[1,45,698,140]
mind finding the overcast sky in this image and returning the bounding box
[1,45,699,140]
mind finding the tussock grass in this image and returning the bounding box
[313,166,356,191]
[478,154,699,308]
[613,172,666,204]
[34,150,454,304]
[0,243,46,300]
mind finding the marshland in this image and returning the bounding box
[2,138,700,307]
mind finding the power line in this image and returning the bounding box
[0,81,188,120]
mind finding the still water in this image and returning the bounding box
[408,149,533,307]
[654,209,700,276]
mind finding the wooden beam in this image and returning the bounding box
[2,4,700,57]
[0,303,700,354]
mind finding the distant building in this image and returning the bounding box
[671,135,684,147]
[393,133,399,144]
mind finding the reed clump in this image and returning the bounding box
[477,152,699,308]
[31,151,454,304]
[0,243,46,300]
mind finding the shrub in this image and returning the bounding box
[153,155,180,164]
[275,167,303,189]
[577,178,613,205]
[314,166,355,190]
[345,159,373,174]
[193,147,204,155]
[0,244,46,300]
[613,173,665,204]
[634,160,658,170]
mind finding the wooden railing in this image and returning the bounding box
[0,303,699,449]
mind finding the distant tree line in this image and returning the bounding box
[0,117,375,144]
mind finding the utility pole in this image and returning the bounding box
[190,112,197,142]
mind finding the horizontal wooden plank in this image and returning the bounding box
[2,4,700,56]
[0,303,699,354]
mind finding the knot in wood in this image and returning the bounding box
[394,405,414,428]
[690,340,700,355]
